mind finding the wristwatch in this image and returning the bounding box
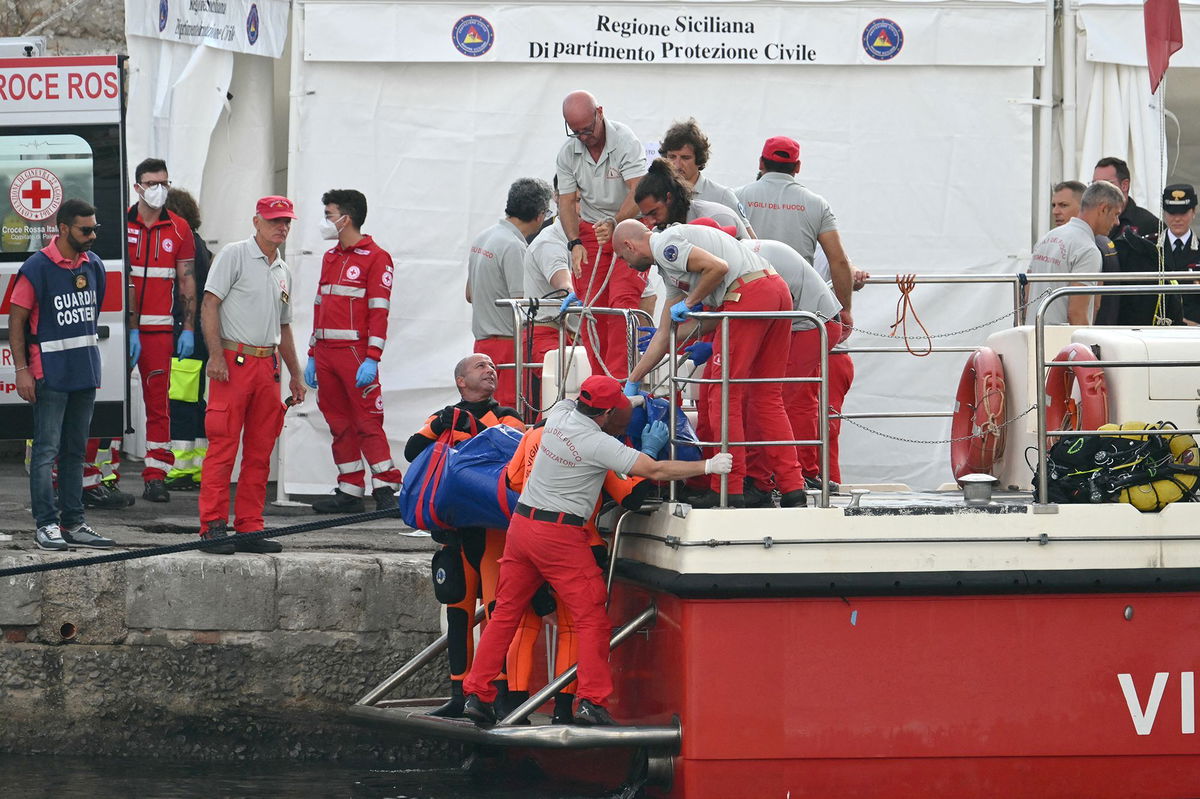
[566,238,583,250]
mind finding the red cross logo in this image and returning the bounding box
[21,180,52,209]
[9,167,63,222]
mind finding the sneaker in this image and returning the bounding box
[575,699,619,726]
[372,486,397,512]
[779,489,808,508]
[34,524,69,552]
[199,521,235,555]
[804,475,840,494]
[311,489,365,514]
[82,484,128,510]
[233,534,282,554]
[61,522,116,549]
[164,475,199,491]
[143,479,170,503]
[463,695,497,728]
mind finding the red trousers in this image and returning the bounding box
[786,321,852,482]
[573,220,646,380]
[137,331,175,482]
[199,349,285,533]
[703,274,804,494]
[474,337,516,410]
[83,438,120,488]
[313,345,401,495]
[463,513,613,705]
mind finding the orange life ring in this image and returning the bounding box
[1045,343,1108,435]
[950,347,1007,479]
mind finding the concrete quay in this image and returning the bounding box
[0,457,452,764]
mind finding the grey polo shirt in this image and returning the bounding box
[735,173,837,263]
[519,399,641,519]
[468,218,527,339]
[205,236,293,347]
[693,173,752,230]
[556,118,647,224]
[688,198,749,239]
[743,239,841,331]
[524,219,571,324]
[650,224,769,307]
[1028,216,1101,325]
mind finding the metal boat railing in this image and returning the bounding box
[1032,282,1200,511]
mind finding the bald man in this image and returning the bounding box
[556,90,648,379]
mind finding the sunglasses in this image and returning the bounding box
[72,224,101,236]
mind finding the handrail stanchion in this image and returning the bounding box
[1012,276,1024,327]
[668,321,679,503]
[1034,300,1050,509]
[510,303,527,421]
[818,320,830,509]
[719,316,731,507]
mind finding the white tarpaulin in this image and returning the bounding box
[126,0,290,58]
[281,0,1045,493]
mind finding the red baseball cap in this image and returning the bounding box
[256,195,297,220]
[578,375,630,411]
[689,217,738,238]
[761,136,800,163]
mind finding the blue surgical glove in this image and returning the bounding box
[304,356,318,388]
[355,357,378,388]
[685,341,713,365]
[670,300,702,323]
[640,420,670,458]
[636,326,656,353]
[176,330,194,359]
[128,329,141,364]
[560,291,580,314]
[623,380,640,397]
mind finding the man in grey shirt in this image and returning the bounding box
[659,117,754,235]
[466,177,552,409]
[1026,180,1124,325]
[461,375,732,727]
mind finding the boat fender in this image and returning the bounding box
[1045,343,1108,435]
[950,346,1007,479]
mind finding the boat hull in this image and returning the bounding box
[607,581,1200,799]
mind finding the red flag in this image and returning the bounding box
[1145,0,1184,93]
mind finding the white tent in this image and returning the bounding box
[123,0,1187,493]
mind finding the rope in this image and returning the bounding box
[0,507,403,578]
[888,274,933,356]
[849,286,1055,340]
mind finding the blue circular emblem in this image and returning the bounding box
[158,0,169,33]
[663,245,679,262]
[452,15,494,57]
[246,3,260,46]
[862,18,903,61]
[435,568,446,584]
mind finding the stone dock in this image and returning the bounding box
[0,457,453,765]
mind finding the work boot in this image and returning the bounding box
[499,690,531,725]
[61,521,116,549]
[743,480,774,509]
[463,695,497,728]
[551,693,576,725]
[311,489,365,514]
[198,520,235,555]
[103,482,136,507]
[804,475,840,494]
[164,475,198,491]
[429,682,465,718]
[575,699,619,726]
[82,484,128,510]
[143,479,170,503]
[234,533,283,554]
[688,490,745,509]
[34,524,69,552]
[372,487,397,512]
[779,489,808,508]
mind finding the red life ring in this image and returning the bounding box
[1045,343,1108,435]
[950,347,1007,479]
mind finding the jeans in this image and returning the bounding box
[29,380,95,529]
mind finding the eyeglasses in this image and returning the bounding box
[72,224,100,235]
[565,110,600,139]
[139,180,171,188]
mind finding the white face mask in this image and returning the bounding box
[319,215,345,240]
[141,184,168,209]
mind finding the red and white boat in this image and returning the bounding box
[352,280,1200,798]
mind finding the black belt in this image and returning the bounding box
[514,502,585,527]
